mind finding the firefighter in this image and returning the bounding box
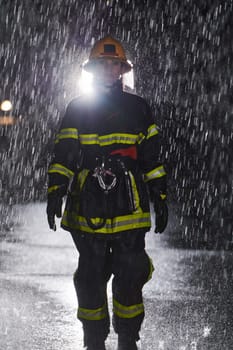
[47,36,168,350]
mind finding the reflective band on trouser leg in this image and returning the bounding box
[113,299,144,319]
[78,303,108,321]
[144,165,166,182]
[48,163,74,179]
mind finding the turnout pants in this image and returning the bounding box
[70,230,154,348]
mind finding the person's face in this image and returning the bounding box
[92,59,123,86]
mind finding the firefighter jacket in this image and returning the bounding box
[48,82,166,236]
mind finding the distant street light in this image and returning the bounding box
[0,100,13,112]
[0,99,16,125]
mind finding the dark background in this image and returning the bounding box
[0,0,232,248]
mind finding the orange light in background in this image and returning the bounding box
[0,116,16,125]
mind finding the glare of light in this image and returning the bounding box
[158,340,165,349]
[122,60,134,91]
[190,341,197,350]
[203,326,211,337]
[78,59,134,94]
[1,100,12,112]
[78,65,94,95]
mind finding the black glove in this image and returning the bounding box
[153,197,168,233]
[46,185,67,231]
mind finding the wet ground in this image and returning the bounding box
[0,203,233,350]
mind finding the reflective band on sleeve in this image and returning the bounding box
[144,165,166,182]
[48,163,74,179]
[48,185,60,194]
[79,133,139,146]
[77,304,107,321]
[55,128,78,144]
[113,299,144,319]
[146,124,159,139]
[61,211,151,234]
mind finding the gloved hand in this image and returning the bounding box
[153,196,168,233]
[46,185,67,231]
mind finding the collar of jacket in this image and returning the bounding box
[93,79,123,97]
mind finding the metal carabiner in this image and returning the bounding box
[93,165,117,192]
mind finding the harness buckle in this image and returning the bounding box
[93,157,117,192]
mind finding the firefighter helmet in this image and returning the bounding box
[83,36,132,74]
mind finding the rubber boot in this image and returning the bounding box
[86,341,106,350]
[87,345,106,350]
[118,336,138,350]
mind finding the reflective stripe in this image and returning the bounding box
[160,194,167,200]
[78,304,107,321]
[61,211,151,234]
[48,163,74,179]
[147,124,159,139]
[77,169,89,190]
[147,257,154,281]
[79,133,141,146]
[55,128,78,144]
[144,165,166,182]
[137,132,145,144]
[48,185,60,194]
[54,125,157,145]
[128,171,142,213]
[113,299,144,319]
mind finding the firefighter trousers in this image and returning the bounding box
[70,230,154,347]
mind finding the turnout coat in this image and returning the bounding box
[48,83,166,236]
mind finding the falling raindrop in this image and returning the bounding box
[0,1,232,243]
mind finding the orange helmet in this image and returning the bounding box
[83,36,132,74]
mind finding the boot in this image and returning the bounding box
[86,341,106,350]
[118,335,138,350]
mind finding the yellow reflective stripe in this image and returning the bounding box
[61,211,151,234]
[128,171,142,213]
[78,304,107,321]
[55,128,78,144]
[137,124,158,144]
[137,132,146,144]
[160,194,167,200]
[79,133,140,146]
[77,169,89,190]
[48,163,74,179]
[113,299,144,319]
[147,124,159,139]
[147,257,154,281]
[48,185,60,194]
[144,165,166,182]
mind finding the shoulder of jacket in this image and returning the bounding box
[123,91,150,109]
[66,96,87,110]
[123,92,153,123]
